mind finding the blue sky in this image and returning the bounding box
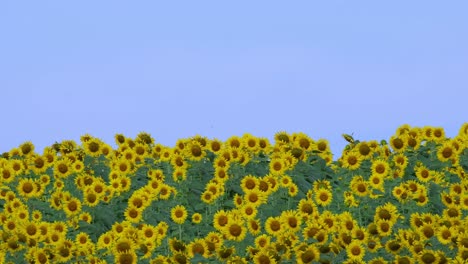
[1,1,467,158]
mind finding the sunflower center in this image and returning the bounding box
[229,224,242,237]
[22,182,34,194]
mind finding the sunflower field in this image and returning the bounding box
[1,124,468,264]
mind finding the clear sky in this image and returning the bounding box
[1,1,467,158]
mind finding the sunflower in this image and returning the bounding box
[265,216,283,237]
[279,175,293,187]
[286,183,298,197]
[53,158,72,179]
[171,154,187,169]
[172,167,187,182]
[392,153,409,169]
[371,159,390,178]
[350,176,369,197]
[414,191,429,206]
[339,212,357,232]
[206,182,223,198]
[247,218,261,236]
[134,143,150,161]
[280,210,302,234]
[296,244,320,264]
[297,199,318,220]
[254,234,271,249]
[75,231,92,248]
[54,240,74,263]
[242,133,260,152]
[214,156,229,169]
[191,213,202,224]
[389,136,407,152]
[375,219,393,237]
[437,142,456,162]
[274,131,291,145]
[253,249,277,264]
[269,158,287,175]
[222,217,246,242]
[63,198,82,217]
[436,225,455,245]
[187,238,209,258]
[18,141,35,157]
[201,191,215,204]
[83,138,102,157]
[240,204,257,219]
[29,154,48,174]
[217,246,236,261]
[213,210,229,231]
[79,212,92,224]
[21,221,40,240]
[417,249,440,264]
[17,178,38,199]
[415,165,432,183]
[243,189,267,207]
[292,133,313,151]
[170,205,188,225]
[346,240,365,261]
[214,167,229,182]
[264,174,280,193]
[374,202,399,224]
[368,173,385,191]
[124,206,143,223]
[341,151,363,170]
[184,140,205,161]
[32,248,50,264]
[207,138,223,154]
[114,159,132,175]
[315,189,333,207]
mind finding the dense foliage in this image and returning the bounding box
[0,124,467,263]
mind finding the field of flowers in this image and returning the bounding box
[0,124,467,263]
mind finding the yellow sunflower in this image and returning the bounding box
[17,178,38,199]
[437,142,456,162]
[222,217,246,242]
[187,238,210,258]
[265,216,283,237]
[315,189,333,207]
[83,138,103,157]
[53,158,73,178]
[192,213,203,224]
[346,240,365,261]
[213,210,229,231]
[371,159,390,178]
[63,197,82,217]
[170,205,188,225]
[341,151,363,170]
[280,210,302,234]
[296,244,320,264]
[124,206,143,223]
